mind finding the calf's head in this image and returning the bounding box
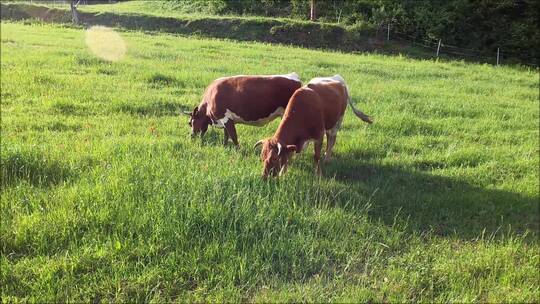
[187,106,211,138]
[254,139,296,178]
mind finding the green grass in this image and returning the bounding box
[1,21,539,302]
[77,0,335,26]
[25,0,312,24]
[3,2,376,55]
[77,0,235,19]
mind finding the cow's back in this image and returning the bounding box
[276,87,325,143]
[306,80,348,130]
[205,75,301,122]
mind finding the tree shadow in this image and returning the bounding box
[320,152,539,241]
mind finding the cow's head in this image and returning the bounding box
[254,139,296,178]
[186,106,211,138]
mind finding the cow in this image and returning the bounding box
[254,75,372,178]
[185,73,302,146]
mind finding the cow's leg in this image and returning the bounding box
[324,131,337,162]
[314,138,323,176]
[224,120,239,147]
[223,128,229,145]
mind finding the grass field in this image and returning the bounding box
[1,21,539,302]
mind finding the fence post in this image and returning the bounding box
[387,23,390,42]
[496,48,500,66]
[436,39,441,58]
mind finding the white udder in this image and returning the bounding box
[216,107,285,127]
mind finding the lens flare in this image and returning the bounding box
[85,26,126,62]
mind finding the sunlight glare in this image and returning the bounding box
[85,26,126,62]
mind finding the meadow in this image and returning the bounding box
[1,21,538,302]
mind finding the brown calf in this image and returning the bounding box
[186,73,302,146]
[255,75,372,178]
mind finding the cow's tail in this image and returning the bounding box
[344,83,373,124]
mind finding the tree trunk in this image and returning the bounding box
[70,0,79,24]
[310,0,317,21]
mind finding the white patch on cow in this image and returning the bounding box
[272,72,300,81]
[213,118,226,128]
[217,107,285,127]
[308,74,351,104]
[308,74,346,85]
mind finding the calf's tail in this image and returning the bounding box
[345,86,373,124]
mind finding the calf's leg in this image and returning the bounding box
[324,132,337,162]
[324,116,342,161]
[224,120,239,146]
[314,138,323,176]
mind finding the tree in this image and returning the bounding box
[70,0,80,24]
[310,0,317,21]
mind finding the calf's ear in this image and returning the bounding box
[253,140,265,150]
[286,145,297,153]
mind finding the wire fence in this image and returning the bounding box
[383,22,538,67]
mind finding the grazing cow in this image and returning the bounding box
[254,75,372,178]
[185,73,302,146]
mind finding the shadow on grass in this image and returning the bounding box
[196,129,221,146]
[1,150,74,188]
[115,101,192,117]
[147,73,187,89]
[319,152,539,240]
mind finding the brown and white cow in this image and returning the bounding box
[254,75,372,178]
[186,73,302,146]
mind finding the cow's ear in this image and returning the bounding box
[286,145,297,153]
[192,106,199,115]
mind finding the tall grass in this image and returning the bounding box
[1,22,538,302]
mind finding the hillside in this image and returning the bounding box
[0,2,469,63]
[80,0,540,65]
